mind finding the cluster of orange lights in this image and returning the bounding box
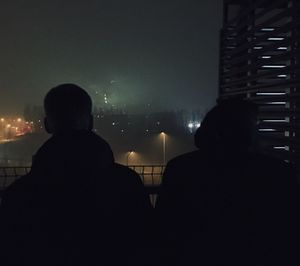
[0,117,33,139]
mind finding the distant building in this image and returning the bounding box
[219,0,300,167]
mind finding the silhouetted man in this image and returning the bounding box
[156,99,299,266]
[0,84,152,266]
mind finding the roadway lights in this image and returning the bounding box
[187,122,201,129]
[126,151,134,165]
[160,132,167,165]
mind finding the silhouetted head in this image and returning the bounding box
[195,98,258,154]
[44,84,93,134]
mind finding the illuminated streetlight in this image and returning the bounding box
[17,118,22,122]
[6,124,11,128]
[0,118,4,122]
[126,151,134,166]
[160,132,167,165]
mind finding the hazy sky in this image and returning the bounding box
[0,0,223,115]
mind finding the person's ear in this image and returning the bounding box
[44,117,53,134]
[88,115,94,131]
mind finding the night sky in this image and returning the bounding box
[0,0,223,115]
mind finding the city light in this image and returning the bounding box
[187,121,201,132]
[0,117,33,141]
[126,151,134,165]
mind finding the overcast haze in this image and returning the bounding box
[0,0,223,115]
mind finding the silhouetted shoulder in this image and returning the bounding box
[164,150,201,176]
[156,150,206,214]
[112,163,144,185]
[108,163,152,209]
[167,150,202,167]
[101,163,153,266]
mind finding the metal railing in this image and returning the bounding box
[129,165,165,190]
[129,165,165,206]
[0,165,165,189]
[0,166,165,202]
[0,167,31,191]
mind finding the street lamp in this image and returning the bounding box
[160,132,166,165]
[126,151,134,166]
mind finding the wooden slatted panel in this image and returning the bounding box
[219,0,300,167]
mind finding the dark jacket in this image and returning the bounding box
[156,149,299,266]
[0,131,152,266]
